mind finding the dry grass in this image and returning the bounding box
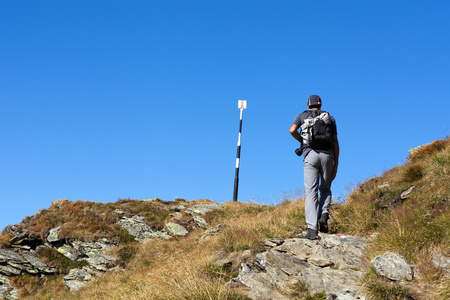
[17,197,305,300]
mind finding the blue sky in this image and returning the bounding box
[1,1,449,231]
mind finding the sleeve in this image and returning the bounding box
[293,113,303,127]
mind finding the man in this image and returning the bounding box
[289,95,339,240]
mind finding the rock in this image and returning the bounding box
[377,183,390,189]
[242,250,252,260]
[186,203,224,216]
[84,253,116,272]
[165,222,189,236]
[228,234,370,299]
[147,231,172,240]
[298,268,364,299]
[371,252,413,281]
[409,143,432,156]
[117,215,155,242]
[9,233,28,245]
[63,267,95,292]
[70,240,116,271]
[0,264,21,276]
[114,209,125,215]
[197,224,228,243]
[57,244,81,261]
[274,234,369,270]
[0,249,57,276]
[0,274,19,300]
[431,253,450,271]
[47,226,62,242]
[21,252,58,274]
[400,186,415,200]
[169,205,186,212]
[192,215,208,228]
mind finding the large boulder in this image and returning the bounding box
[228,234,370,300]
[371,252,413,281]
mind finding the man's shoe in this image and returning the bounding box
[319,214,329,233]
[302,229,318,240]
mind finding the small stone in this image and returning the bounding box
[377,183,390,189]
[242,250,252,260]
[400,186,415,200]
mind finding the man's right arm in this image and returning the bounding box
[290,124,302,143]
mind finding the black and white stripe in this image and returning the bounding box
[233,105,244,202]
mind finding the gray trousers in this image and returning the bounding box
[304,150,334,230]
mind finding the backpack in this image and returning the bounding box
[300,110,334,150]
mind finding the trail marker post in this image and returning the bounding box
[233,100,247,202]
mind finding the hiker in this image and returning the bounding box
[289,95,340,240]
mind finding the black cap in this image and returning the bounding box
[308,95,322,107]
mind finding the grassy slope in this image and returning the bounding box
[2,138,449,300]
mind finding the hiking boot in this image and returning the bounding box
[302,229,318,240]
[319,213,329,233]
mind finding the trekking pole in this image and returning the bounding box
[233,100,247,202]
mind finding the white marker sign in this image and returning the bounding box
[238,100,247,109]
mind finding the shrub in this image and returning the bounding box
[117,244,139,264]
[402,164,424,182]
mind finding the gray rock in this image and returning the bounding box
[409,142,432,155]
[298,268,364,298]
[57,244,81,261]
[0,249,27,264]
[169,205,186,212]
[70,240,116,271]
[274,234,369,270]
[63,267,94,292]
[197,224,228,243]
[0,264,21,276]
[377,183,390,189]
[47,226,62,242]
[0,249,57,276]
[117,215,155,241]
[228,234,371,299]
[84,254,116,272]
[186,203,224,216]
[431,253,450,271]
[192,215,208,228]
[185,203,224,229]
[165,222,189,236]
[400,186,415,200]
[147,231,172,240]
[22,252,58,274]
[371,252,413,281]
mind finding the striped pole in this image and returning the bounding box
[233,100,247,202]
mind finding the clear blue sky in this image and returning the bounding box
[1,1,449,231]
